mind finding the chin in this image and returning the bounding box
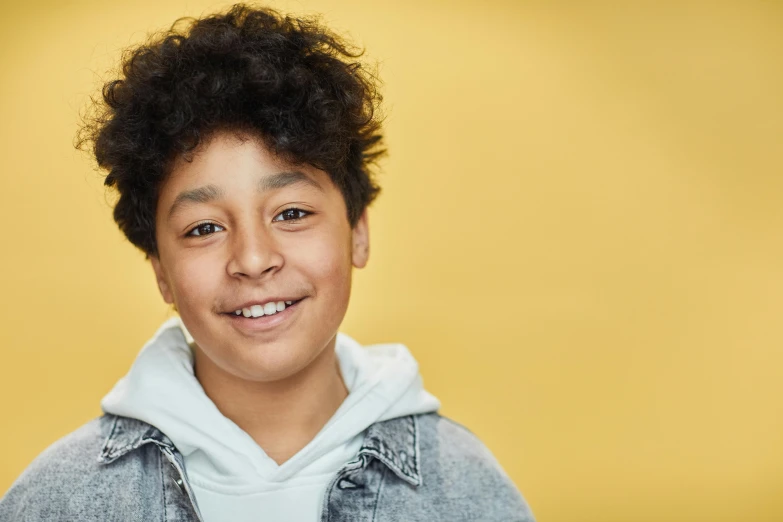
[216,339,322,383]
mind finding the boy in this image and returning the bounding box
[0,4,535,521]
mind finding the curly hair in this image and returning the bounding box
[77,3,385,258]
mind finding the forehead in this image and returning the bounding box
[165,131,320,188]
[158,131,339,216]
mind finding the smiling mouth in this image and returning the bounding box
[223,298,305,318]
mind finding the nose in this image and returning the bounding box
[226,222,284,280]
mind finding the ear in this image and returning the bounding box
[351,209,370,269]
[149,255,175,305]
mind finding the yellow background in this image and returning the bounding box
[1,1,782,521]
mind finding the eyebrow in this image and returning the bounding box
[167,170,323,219]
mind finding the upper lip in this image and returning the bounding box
[223,297,303,313]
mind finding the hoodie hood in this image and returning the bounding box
[100,317,440,485]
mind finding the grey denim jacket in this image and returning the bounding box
[1,411,535,521]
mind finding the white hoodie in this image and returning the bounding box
[101,317,441,522]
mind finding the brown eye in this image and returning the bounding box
[274,208,310,222]
[187,222,224,237]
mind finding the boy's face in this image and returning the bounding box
[150,130,369,383]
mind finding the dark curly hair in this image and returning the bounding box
[77,3,385,258]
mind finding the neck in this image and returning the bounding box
[192,337,348,465]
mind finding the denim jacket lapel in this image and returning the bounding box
[357,415,422,487]
[97,415,206,521]
[97,415,174,464]
[95,413,422,520]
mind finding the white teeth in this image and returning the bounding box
[234,300,295,317]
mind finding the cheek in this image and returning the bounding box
[291,229,353,295]
[169,255,220,307]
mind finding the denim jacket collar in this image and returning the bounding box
[97,414,422,487]
[98,416,175,464]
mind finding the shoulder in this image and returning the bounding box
[414,412,536,521]
[3,415,109,489]
[0,415,159,521]
[416,411,518,479]
[23,415,110,468]
[417,412,506,468]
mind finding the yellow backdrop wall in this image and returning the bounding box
[1,1,782,521]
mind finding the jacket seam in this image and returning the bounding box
[370,463,387,522]
[413,413,422,486]
[159,446,168,522]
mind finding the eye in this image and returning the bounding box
[186,222,225,237]
[273,208,311,222]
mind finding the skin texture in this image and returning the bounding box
[149,130,369,464]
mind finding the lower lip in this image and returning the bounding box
[223,299,304,334]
